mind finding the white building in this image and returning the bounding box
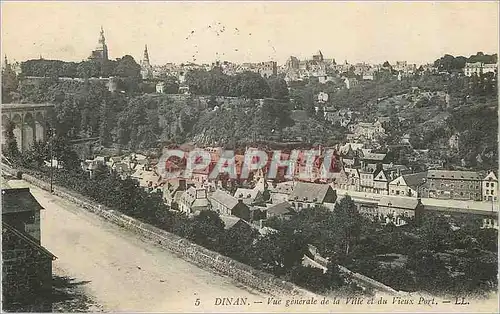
[482,170,498,202]
[464,62,498,77]
[317,91,329,103]
[178,186,210,214]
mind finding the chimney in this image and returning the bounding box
[259,219,263,229]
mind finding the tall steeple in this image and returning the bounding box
[140,44,153,80]
[143,45,150,63]
[99,26,106,45]
[89,26,109,61]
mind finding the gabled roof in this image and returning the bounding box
[2,188,43,214]
[234,188,261,204]
[373,169,388,181]
[181,187,209,208]
[289,182,333,203]
[220,215,242,229]
[361,152,386,161]
[2,222,56,260]
[483,171,498,181]
[344,167,359,177]
[267,201,294,216]
[402,172,428,189]
[427,170,481,181]
[210,190,239,209]
[268,181,295,194]
[378,196,420,210]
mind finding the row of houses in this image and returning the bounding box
[81,153,163,191]
[334,164,498,203]
[334,142,498,202]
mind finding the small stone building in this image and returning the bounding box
[2,222,56,312]
[2,187,56,312]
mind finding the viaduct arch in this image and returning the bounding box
[1,103,54,153]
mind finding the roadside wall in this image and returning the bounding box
[4,167,318,298]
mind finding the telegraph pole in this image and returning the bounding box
[49,129,54,193]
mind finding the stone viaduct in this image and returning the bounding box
[1,103,54,153]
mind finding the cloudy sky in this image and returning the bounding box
[1,1,498,65]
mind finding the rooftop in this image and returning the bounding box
[289,182,334,203]
[210,189,240,209]
[427,170,482,181]
[378,196,420,210]
[2,222,56,260]
[267,201,294,216]
[2,188,44,214]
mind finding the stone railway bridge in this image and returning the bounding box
[1,103,54,153]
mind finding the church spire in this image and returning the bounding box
[143,45,149,62]
[99,26,106,45]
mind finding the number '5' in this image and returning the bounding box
[195,298,200,306]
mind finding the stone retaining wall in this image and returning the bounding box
[4,167,318,298]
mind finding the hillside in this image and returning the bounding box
[4,73,498,170]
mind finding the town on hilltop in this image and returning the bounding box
[1,25,498,312]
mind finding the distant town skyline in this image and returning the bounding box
[2,1,498,66]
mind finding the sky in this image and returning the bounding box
[1,1,499,66]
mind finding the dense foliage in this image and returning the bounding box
[266,199,497,296]
[19,56,141,79]
[1,62,19,103]
[185,67,289,99]
[433,52,498,72]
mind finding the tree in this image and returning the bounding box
[49,136,80,171]
[331,196,362,259]
[268,77,289,99]
[99,100,112,146]
[231,71,271,99]
[1,120,20,162]
[76,60,101,78]
[113,55,141,78]
[2,59,19,103]
[407,249,453,294]
[160,76,180,94]
[218,221,259,262]
[248,230,307,276]
[188,210,225,250]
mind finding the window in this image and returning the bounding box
[492,183,495,188]
[486,190,490,195]
[486,182,490,187]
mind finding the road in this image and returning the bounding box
[335,188,499,213]
[7,179,271,312]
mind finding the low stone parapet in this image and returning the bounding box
[6,166,317,298]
